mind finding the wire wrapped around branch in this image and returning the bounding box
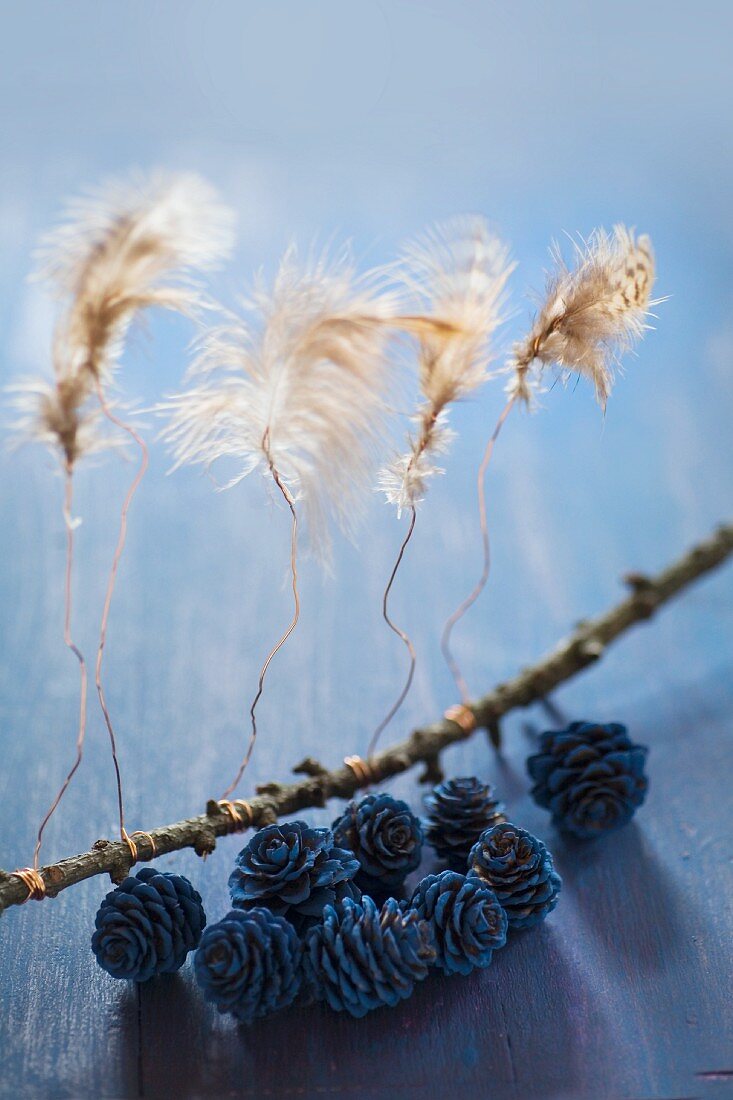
[1,520,730,916]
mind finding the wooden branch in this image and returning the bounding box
[1,521,731,916]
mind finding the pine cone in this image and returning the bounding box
[410,870,507,975]
[194,908,302,1024]
[229,820,360,932]
[424,777,505,870]
[468,823,561,930]
[303,896,435,1018]
[332,793,423,892]
[92,867,206,982]
[527,720,648,839]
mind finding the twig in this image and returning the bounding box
[1,521,731,915]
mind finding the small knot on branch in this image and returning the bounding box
[417,755,445,785]
[623,571,658,618]
[623,570,653,591]
[46,865,65,889]
[194,825,217,859]
[255,781,285,796]
[486,718,502,749]
[577,638,605,664]
[292,757,329,777]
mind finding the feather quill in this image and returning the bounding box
[379,217,514,513]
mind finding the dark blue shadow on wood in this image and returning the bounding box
[556,822,698,976]
[105,984,142,1100]
[135,923,589,1100]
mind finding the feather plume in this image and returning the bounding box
[162,246,400,560]
[10,171,234,465]
[509,225,657,409]
[380,217,513,513]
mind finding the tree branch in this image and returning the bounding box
[2,521,731,915]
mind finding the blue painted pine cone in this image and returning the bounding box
[527,720,649,839]
[92,867,206,982]
[229,820,360,932]
[194,908,302,1024]
[410,870,508,975]
[468,823,561,930]
[332,793,423,892]
[424,777,505,870]
[303,896,435,1018]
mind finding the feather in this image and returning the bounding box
[10,171,234,465]
[7,376,106,461]
[162,245,400,560]
[377,410,455,512]
[380,217,513,512]
[510,225,657,409]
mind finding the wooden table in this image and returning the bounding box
[1,383,731,1099]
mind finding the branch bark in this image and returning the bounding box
[2,521,731,915]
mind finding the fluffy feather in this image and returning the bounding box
[162,246,400,560]
[380,217,513,513]
[509,225,657,409]
[11,171,234,465]
[377,410,455,512]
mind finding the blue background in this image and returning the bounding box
[0,4,732,1098]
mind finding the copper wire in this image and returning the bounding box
[443,703,478,735]
[121,829,138,863]
[217,799,254,830]
[344,755,374,784]
[32,466,89,869]
[368,405,441,758]
[14,867,47,902]
[220,432,300,800]
[130,831,157,858]
[440,395,516,702]
[93,378,149,848]
[367,505,418,759]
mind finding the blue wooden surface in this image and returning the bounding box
[2,3,733,1097]
[1,398,732,1099]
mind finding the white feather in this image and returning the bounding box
[162,246,400,560]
